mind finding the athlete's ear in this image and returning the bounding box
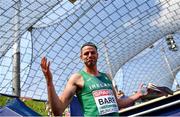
[80,52,83,60]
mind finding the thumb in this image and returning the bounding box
[47,61,51,70]
[138,83,144,90]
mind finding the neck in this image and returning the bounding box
[83,66,99,76]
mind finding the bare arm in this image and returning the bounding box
[116,84,144,108]
[41,57,80,115]
[106,73,143,108]
[116,90,142,108]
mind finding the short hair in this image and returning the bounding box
[81,42,97,51]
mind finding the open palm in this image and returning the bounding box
[41,57,53,83]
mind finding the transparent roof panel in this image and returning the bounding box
[0,0,61,58]
[34,0,87,27]
[117,37,180,96]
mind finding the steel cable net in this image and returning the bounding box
[114,37,180,96]
[0,0,180,100]
[0,0,61,58]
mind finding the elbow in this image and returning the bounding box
[52,109,63,116]
[53,111,62,116]
[117,98,135,109]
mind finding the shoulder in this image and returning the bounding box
[102,72,112,81]
[72,72,82,78]
[68,72,84,89]
[68,72,83,84]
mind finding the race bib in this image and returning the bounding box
[92,89,119,115]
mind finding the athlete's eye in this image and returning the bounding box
[83,51,96,56]
[84,52,89,55]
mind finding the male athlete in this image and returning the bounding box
[41,42,144,116]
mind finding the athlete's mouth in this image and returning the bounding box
[87,59,94,62]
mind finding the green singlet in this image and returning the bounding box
[76,70,119,116]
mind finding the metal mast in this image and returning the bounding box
[103,40,118,91]
[161,47,179,90]
[12,1,21,97]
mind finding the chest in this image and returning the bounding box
[83,75,113,93]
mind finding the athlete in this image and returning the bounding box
[41,42,144,116]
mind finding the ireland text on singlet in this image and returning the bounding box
[76,70,119,116]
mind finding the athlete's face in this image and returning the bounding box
[80,46,98,67]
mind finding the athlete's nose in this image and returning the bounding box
[88,52,92,57]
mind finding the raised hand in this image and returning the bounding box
[41,57,53,83]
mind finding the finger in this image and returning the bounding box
[41,57,47,69]
[48,61,51,70]
[41,57,44,65]
[41,59,44,68]
[137,83,144,92]
[43,56,46,62]
[41,57,46,64]
[43,57,48,67]
[139,83,143,88]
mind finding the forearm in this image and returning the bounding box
[117,93,141,108]
[41,57,67,115]
[47,82,64,116]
